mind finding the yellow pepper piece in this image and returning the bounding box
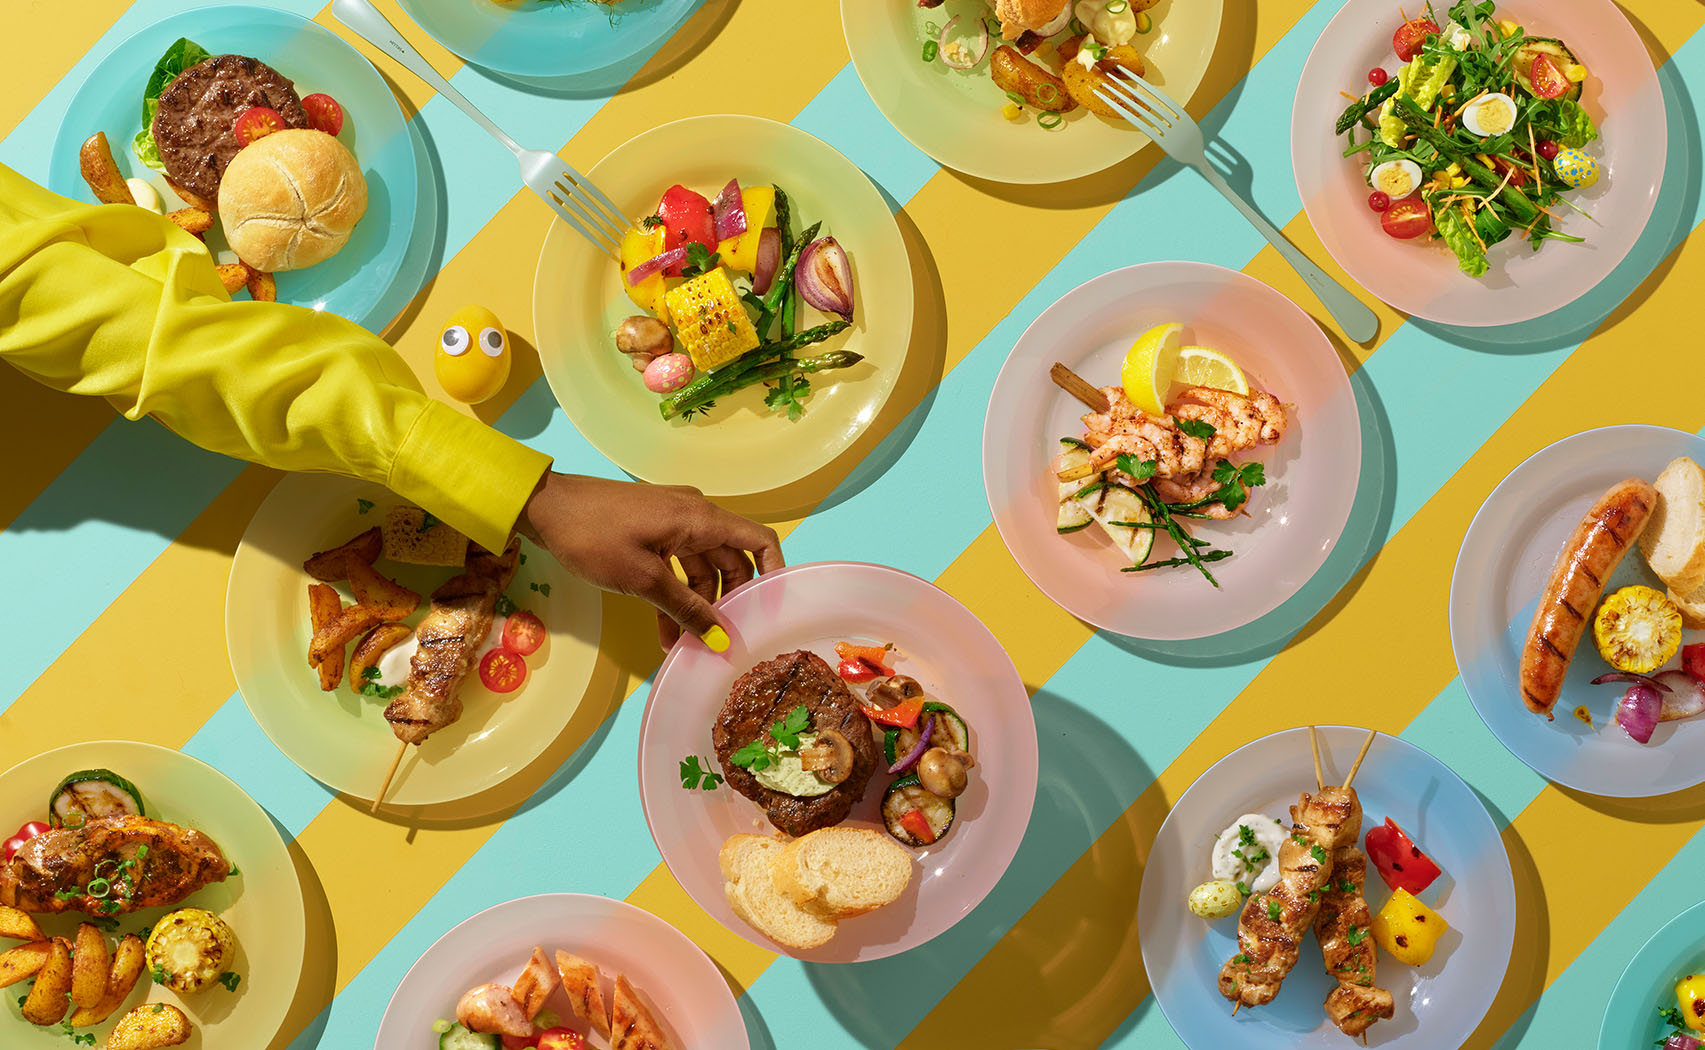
[1677,974,1705,1032]
[618,226,670,325]
[715,185,775,274]
[1498,19,1519,38]
[1593,585,1683,673]
[1565,63,1589,83]
[1370,888,1447,966]
[1002,103,1023,121]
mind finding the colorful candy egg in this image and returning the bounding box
[1552,147,1599,189]
[642,352,695,394]
[436,305,510,404]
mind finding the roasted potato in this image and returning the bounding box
[307,582,345,688]
[991,45,1077,113]
[67,933,144,1027]
[310,605,385,666]
[21,937,72,1025]
[106,1002,192,1050]
[0,940,50,988]
[246,270,277,303]
[70,922,109,1009]
[79,133,135,206]
[0,904,44,942]
[304,527,383,582]
[166,207,213,237]
[347,559,422,622]
[215,262,256,294]
[348,622,413,690]
[1061,44,1147,117]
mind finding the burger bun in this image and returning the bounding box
[218,129,368,272]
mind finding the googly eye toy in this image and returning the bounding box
[436,305,511,404]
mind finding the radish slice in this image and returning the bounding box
[1655,670,1705,722]
[751,228,782,295]
[1616,684,1661,743]
[711,179,747,244]
[938,15,990,69]
[625,246,688,286]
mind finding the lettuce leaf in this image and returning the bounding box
[1431,201,1490,277]
[131,37,212,171]
[1528,98,1599,149]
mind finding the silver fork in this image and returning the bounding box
[332,0,634,258]
[1096,68,1379,343]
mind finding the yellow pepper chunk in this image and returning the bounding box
[1677,974,1705,1032]
[1497,18,1519,38]
[1370,888,1447,966]
[715,185,776,274]
[1565,63,1589,83]
[618,226,670,325]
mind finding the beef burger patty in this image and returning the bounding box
[151,54,309,203]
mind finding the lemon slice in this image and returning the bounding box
[1120,322,1184,415]
[1173,346,1250,395]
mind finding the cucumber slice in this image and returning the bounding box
[1056,441,1096,533]
[49,769,144,828]
[1072,482,1155,566]
[438,1025,500,1050]
[883,773,956,847]
[1058,437,1092,451]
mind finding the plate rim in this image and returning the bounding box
[1596,896,1705,1050]
[393,0,700,79]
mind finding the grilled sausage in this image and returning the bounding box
[1519,478,1657,718]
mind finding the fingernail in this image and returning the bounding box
[700,625,730,653]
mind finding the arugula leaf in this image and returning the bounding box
[132,38,212,171]
[1114,453,1159,481]
[1175,417,1216,442]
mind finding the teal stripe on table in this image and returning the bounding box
[182,691,336,837]
[793,62,940,206]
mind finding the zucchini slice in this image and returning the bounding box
[1513,38,1581,99]
[438,1025,500,1050]
[49,769,144,828]
[889,703,972,771]
[1056,439,1096,532]
[1072,481,1155,566]
[883,774,956,847]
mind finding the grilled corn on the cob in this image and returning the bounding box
[663,267,760,372]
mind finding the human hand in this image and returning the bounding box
[517,472,783,651]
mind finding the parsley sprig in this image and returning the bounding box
[730,706,811,772]
[678,756,724,791]
[358,665,404,701]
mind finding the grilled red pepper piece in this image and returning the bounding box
[1364,817,1442,894]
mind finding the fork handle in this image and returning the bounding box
[1195,163,1379,343]
[332,0,523,158]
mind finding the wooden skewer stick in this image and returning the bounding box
[372,740,407,814]
[1342,728,1379,792]
[1051,362,1111,413]
[1232,1001,1242,1017]
[1308,725,1324,792]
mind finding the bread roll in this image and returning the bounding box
[218,129,367,272]
[991,0,1071,38]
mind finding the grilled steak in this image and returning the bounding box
[151,54,309,203]
[713,651,880,837]
[0,815,230,915]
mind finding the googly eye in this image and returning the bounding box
[479,327,506,358]
[441,325,471,356]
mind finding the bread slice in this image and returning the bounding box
[554,949,610,1039]
[380,505,468,566]
[719,835,838,950]
[610,973,673,1050]
[1641,457,1705,592]
[771,827,914,918]
[1671,576,1705,630]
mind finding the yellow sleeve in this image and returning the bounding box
[0,164,550,553]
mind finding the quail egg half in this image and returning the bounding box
[1369,159,1423,199]
[1461,92,1518,137]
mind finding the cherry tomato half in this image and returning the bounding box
[537,1030,590,1050]
[479,647,528,693]
[2,821,49,862]
[501,610,547,656]
[1528,53,1569,99]
[301,93,345,136]
[1392,18,1439,62]
[232,106,286,147]
[1367,190,1391,212]
[1380,197,1433,239]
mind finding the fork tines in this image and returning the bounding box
[545,167,633,259]
[1093,67,1187,139]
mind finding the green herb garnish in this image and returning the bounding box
[1175,417,1216,442]
[218,971,241,992]
[1210,459,1267,513]
[1266,900,1281,922]
[1347,925,1367,946]
[678,756,724,791]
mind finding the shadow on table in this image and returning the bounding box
[265,818,340,1050]
[473,0,732,101]
[1460,822,1549,1050]
[802,690,1158,1050]
[1100,361,1398,670]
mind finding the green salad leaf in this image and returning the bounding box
[1430,199,1491,277]
[132,37,212,172]
[1528,98,1599,149]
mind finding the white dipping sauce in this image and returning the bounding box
[373,617,506,688]
[126,178,162,213]
[1210,813,1287,895]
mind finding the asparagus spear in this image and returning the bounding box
[1392,97,1541,223]
[662,351,864,420]
[1334,79,1400,135]
[658,321,851,419]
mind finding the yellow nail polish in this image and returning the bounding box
[700,625,730,653]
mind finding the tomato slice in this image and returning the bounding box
[1364,817,1443,894]
[500,1034,541,1050]
[1392,18,1439,62]
[536,1030,589,1050]
[301,93,345,136]
[656,184,716,271]
[233,106,286,147]
[479,647,528,693]
[898,809,937,845]
[1528,53,1569,99]
[1380,197,1434,239]
[501,610,547,656]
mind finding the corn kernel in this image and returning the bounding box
[1498,19,1518,38]
[1452,176,1470,188]
[1565,63,1588,82]
[1002,102,1022,121]
[1445,162,1462,176]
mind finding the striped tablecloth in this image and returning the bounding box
[4,0,1704,1047]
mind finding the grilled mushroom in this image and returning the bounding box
[917,747,969,799]
[799,729,855,785]
[872,675,926,708]
[615,315,672,372]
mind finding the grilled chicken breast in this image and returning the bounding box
[0,816,229,915]
[1315,845,1395,1036]
[384,537,520,745]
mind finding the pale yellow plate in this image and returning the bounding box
[225,473,602,806]
[533,114,914,498]
[0,740,304,1050]
[843,0,1224,184]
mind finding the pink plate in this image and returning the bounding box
[638,562,1038,962]
[1291,0,1665,326]
[374,893,748,1049]
[984,262,1361,639]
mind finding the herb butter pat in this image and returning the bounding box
[751,732,837,798]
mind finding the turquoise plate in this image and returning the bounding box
[395,0,698,80]
[1600,899,1705,1050]
[48,5,420,332]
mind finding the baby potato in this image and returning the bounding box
[1188,879,1243,920]
[1062,45,1148,118]
[990,45,1077,113]
[107,1003,192,1050]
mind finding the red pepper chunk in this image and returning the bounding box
[1365,817,1442,894]
[2,820,49,862]
[861,694,924,728]
[898,809,937,845]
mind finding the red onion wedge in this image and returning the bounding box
[1655,670,1705,722]
[939,15,990,69]
[888,716,933,774]
[625,246,688,286]
[1664,1034,1702,1050]
[711,179,747,244]
[1590,670,1671,692]
[1615,683,1662,743]
[796,236,854,321]
[751,227,782,296]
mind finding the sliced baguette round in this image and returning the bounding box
[1671,576,1705,630]
[771,827,914,919]
[719,835,838,950]
[1641,457,1705,593]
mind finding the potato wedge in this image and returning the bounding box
[107,1002,192,1050]
[70,922,109,1009]
[215,262,256,294]
[1060,44,1146,117]
[310,604,384,666]
[166,207,213,237]
[308,582,343,681]
[245,270,277,303]
[346,559,422,622]
[0,904,44,942]
[21,937,72,1024]
[348,623,413,690]
[0,940,51,988]
[79,133,136,206]
[303,527,383,582]
[990,45,1077,113]
[67,934,143,1027]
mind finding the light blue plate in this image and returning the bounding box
[395,0,698,79]
[48,5,420,332]
[1451,425,1705,798]
[1600,899,1705,1050]
[1138,726,1514,1049]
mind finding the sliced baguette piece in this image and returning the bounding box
[719,835,838,950]
[1641,457,1705,592]
[554,949,611,1039]
[1671,575,1705,630]
[610,973,673,1050]
[771,827,914,918]
[380,505,469,566]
